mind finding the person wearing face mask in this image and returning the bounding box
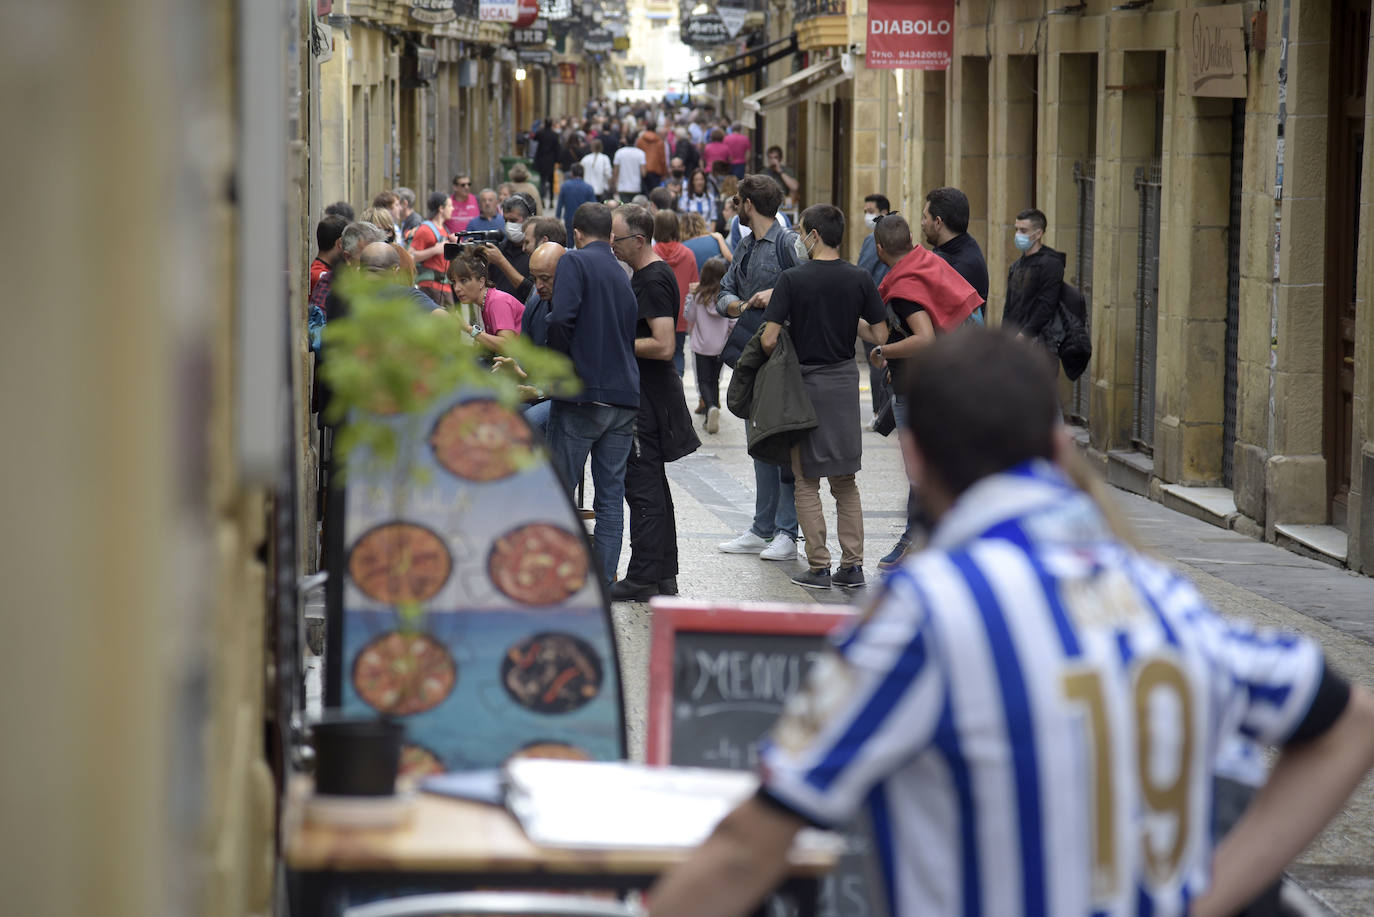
[556,163,599,245]
[715,175,805,563]
[760,204,888,590]
[479,194,537,301]
[1001,208,1065,352]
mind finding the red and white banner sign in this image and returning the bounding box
[480,0,519,22]
[866,0,955,70]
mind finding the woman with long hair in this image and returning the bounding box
[679,169,718,222]
[683,256,734,434]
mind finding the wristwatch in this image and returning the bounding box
[873,345,884,361]
[468,325,482,340]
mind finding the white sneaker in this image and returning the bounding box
[705,406,720,434]
[760,533,798,561]
[719,531,769,554]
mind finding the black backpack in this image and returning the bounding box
[1057,282,1092,381]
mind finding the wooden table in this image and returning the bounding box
[282,776,836,917]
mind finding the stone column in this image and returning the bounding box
[1153,81,1232,484]
[1350,16,1374,571]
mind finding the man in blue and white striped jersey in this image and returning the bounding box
[650,329,1374,917]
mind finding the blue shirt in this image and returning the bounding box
[556,178,599,241]
[464,214,505,233]
[858,233,889,286]
[547,240,640,408]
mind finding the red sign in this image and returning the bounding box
[513,0,540,28]
[556,61,578,84]
[866,0,955,70]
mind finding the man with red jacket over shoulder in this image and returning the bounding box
[869,213,984,570]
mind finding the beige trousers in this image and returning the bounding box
[790,445,864,572]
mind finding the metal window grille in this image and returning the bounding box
[1223,101,1245,488]
[1132,161,1162,453]
[1070,160,1096,424]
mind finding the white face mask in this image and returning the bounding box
[864,213,879,230]
[505,222,525,243]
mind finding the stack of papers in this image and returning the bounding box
[503,759,842,856]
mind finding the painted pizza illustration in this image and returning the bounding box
[398,743,446,778]
[347,522,453,605]
[352,631,457,716]
[430,399,535,482]
[501,632,603,714]
[488,523,589,606]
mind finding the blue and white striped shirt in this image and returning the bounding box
[760,461,1324,917]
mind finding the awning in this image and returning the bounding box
[689,34,797,85]
[741,53,853,117]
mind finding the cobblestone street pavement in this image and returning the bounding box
[606,362,1374,914]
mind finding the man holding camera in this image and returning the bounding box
[480,193,537,301]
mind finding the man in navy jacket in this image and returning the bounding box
[545,202,641,586]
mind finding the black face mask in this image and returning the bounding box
[671,169,685,179]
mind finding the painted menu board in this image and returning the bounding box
[324,391,626,775]
[647,600,889,917]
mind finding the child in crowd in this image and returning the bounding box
[682,256,733,435]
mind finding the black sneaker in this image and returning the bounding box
[790,568,832,590]
[876,538,911,572]
[833,565,867,589]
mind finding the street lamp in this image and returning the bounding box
[516,67,528,81]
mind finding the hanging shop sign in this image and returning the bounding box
[1183,4,1247,97]
[717,5,749,38]
[513,18,549,45]
[612,36,630,51]
[557,61,579,83]
[480,0,519,22]
[866,0,954,70]
[583,27,613,52]
[512,0,540,28]
[684,9,730,47]
[539,0,574,19]
[519,48,554,64]
[410,0,456,23]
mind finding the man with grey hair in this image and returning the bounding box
[358,240,435,313]
[394,187,420,243]
[465,188,505,233]
[322,221,389,322]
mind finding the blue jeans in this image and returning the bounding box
[522,399,552,435]
[749,432,798,541]
[546,401,637,585]
[892,394,919,541]
[673,331,687,377]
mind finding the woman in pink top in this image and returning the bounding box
[702,128,731,177]
[445,255,524,351]
[722,123,751,178]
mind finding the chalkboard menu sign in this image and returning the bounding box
[648,600,888,917]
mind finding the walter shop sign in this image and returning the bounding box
[866,0,955,70]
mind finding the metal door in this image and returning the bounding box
[1223,101,1245,487]
[1132,161,1162,453]
[1070,160,1095,424]
[1324,0,1369,525]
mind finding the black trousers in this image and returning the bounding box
[624,405,678,583]
[695,352,723,409]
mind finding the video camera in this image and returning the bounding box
[444,229,505,260]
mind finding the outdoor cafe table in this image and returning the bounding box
[282,775,838,917]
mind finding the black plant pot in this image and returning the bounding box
[311,715,405,797]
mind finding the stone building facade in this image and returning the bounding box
[887,0,1373,573]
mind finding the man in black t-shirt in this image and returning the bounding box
[761,204,888,591]
[608,205,700,601]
